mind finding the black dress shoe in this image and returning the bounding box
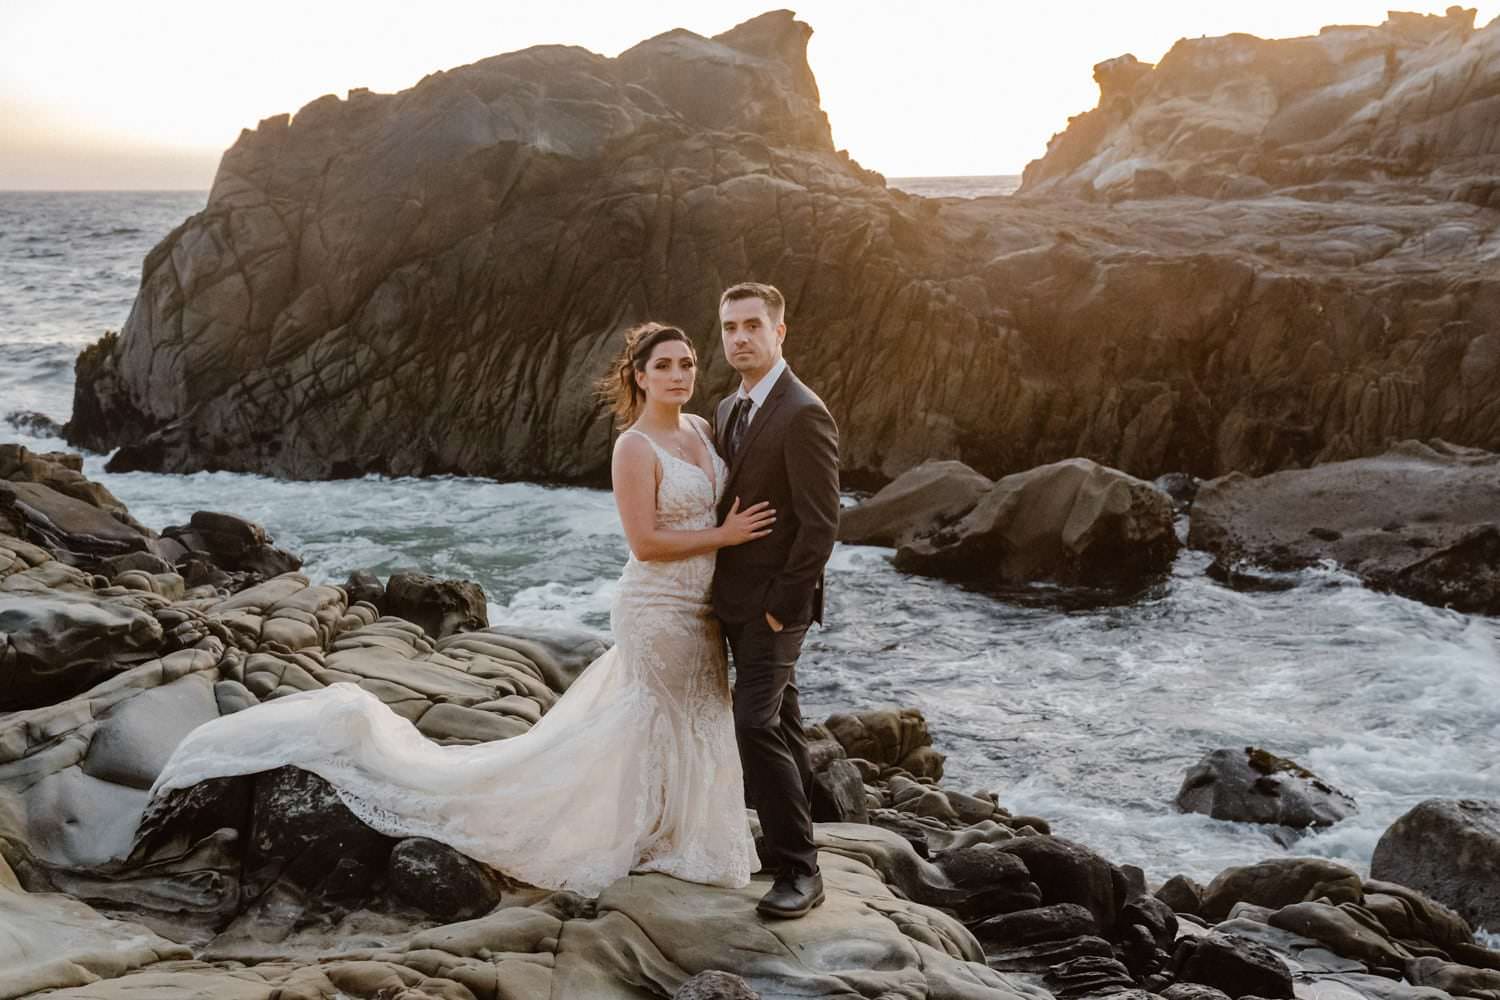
[756,871,825,919]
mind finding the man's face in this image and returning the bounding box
[719,296,785,381]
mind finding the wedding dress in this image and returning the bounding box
[145,420,757,896]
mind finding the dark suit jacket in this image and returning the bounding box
[712,367,840,627]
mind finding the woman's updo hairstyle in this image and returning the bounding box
[596,322,697,427]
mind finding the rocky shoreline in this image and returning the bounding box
[3,443,1498,999]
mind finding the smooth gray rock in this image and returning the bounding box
[838,460,992,547]
[0,591,164,710]
[80,672,218,789]
[1176,746,1357,829]
[1371,798,1500,932]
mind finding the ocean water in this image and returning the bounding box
[1,189,1496,897]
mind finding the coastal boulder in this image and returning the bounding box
[1371,798,1500,932]
[1169,931,1295,998]
[382,571,488,640]
[838,460,992,547]
[895,458,1178,589]
[1176,747,1357,829]
[0,590,165,710]
[1189,441,1500,614]
[1200,857,1363,923]
[823,707,944,779]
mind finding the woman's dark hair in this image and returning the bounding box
[596,322,696,427]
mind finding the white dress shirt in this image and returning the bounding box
[734,355,788,427]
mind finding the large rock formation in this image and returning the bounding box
[65,11,1500,488]
[1020,6,1500,201]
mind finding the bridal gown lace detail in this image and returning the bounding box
[146,420,755,896]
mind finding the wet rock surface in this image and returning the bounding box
[1176,746,1358,829]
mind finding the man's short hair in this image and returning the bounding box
[719,282,785,325]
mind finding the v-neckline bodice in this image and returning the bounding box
[627,422,722,497]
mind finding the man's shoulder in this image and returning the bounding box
[784,371,832,418]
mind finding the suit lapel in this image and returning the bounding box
[723,367,792,498]
[715,395,734,457]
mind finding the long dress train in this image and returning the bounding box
[144,422,756,896]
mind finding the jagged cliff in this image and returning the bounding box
[66,10,1500,485]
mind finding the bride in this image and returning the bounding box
[143,322,777,896]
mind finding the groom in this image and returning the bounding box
[712,282,840,919]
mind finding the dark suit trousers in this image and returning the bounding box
[723,616,818,878]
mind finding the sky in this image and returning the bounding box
[3,1,1497,189]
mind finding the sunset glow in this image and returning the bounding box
[4,0,1498,188]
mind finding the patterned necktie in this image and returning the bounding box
[726,396,751,464]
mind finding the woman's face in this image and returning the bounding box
[636,338,697,405]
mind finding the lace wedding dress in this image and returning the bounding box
[145,421,757,896]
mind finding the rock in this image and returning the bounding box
[243,765,397,900]
[994,835,1129,937]
[930,844,1044,920]
[1122,896,1178,951]
[0,479,152,565]
[0,852,191,998]
[895,458,1179,590]
[823,707,944,779]
[1371,798,1500,932]
[1189,442,1500,614]
[382,571,488,640]
[99,550,175,578]
[64,14,1500,490]
[162,510,302,580]
[0,442,129,515]
[387,836,502,921]
[675,971,761,999]
[0,590,165,710]
[1201,857,1363,923]
[810,758,869,825]
[1157,873,1205,916]
[1043,952,1137,995]
[1362,878,1475,954]
[1020,7,1494,200]
[343,568,384,607]
[4,410,62,437]
[1161,985,1232,1000]
[1176,746,1357,829]
[838,460,992,547]
[1405,956,1500,996]
[972,901,1099,947]
[1267,900,1412,971]
[1170,931,1295,998]
[983,933,1116,973]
